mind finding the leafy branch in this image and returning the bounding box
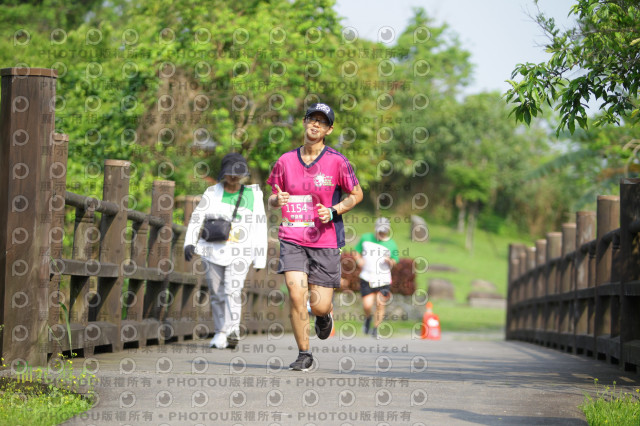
[505,0,640,134]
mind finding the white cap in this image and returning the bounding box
[375,217,391,234]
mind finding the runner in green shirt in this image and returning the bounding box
[353,217,399,338]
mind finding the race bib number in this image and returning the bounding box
[282,195,315,227]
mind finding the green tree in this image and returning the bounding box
[0,0,104,31]
[0,0,577,239]
[0,0,380,207]
[359,8,473,208]
[526,122,640,210]
[505,0,640,134]
[444,93,533,250]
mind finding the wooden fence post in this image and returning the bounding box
[535,239,547,296]
[560,223,576,351]
[545,233,562,296]
[560,224,576,294]
[124,212,149,349]
[169,225,186,325]
[595,196,619,286]
[69,203,97,357]
[594,195,620,362]
[48,133,69,357]
[524,246,536,337]
[534,239,546,343]
[180,196,199,325]
[144,180,175,342]
[545,232,562,347]
[506,244,521,340]
[619,178,640,371]
[525,247,536,300]
[0,68,57,366]
[94,160,131,353]
[574,211,595,356]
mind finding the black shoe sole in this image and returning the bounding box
[289,366,311,371]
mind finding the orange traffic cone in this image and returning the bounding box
[420,302,441,340]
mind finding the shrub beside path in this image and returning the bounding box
[63,333,640,425]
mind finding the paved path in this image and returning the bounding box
[63,332,640,425]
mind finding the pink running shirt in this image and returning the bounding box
[267,146,359,248]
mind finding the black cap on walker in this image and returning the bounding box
[218,153,249,181]
[305,102,335,126]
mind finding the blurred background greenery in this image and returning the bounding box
[2,0,639,332]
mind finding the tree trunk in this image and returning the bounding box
[370,188,379,213]
[465,202,478,253]
[456,195,466,234]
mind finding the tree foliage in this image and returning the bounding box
[505,0,640,134]
[0,0,573,238]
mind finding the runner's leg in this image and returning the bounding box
[362,292,375,318]
[204,261,226,333]
[308,284,334,317]
[223,259,250,336]
[374,290,390,328]
[285,270,310,351]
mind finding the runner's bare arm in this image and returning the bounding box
[316,184,363,223]
[268,184,289,209]
[333,184,363,215]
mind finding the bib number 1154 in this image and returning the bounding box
[282,195,315,227]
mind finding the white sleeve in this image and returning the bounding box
[250,185,268,269]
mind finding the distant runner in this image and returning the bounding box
[353,217,399,338]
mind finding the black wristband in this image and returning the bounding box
[329,207,338,221]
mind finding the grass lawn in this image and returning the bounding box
[427,301,506,332]
[334,302,505,337]
[340,213,529,332]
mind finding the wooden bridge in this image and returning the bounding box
[0,67,286,367]
[507,179,640,372]
[3,66,640,377]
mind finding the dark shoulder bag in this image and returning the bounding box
[200,185,245,242]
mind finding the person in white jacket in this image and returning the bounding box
[184,153,268,349]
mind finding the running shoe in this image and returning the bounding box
[210,332,228,349]
[315,313,333,340]
[363,316,372,335]
[289,352,314,371]
[227,329,239,349]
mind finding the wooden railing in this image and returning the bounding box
[506,179,640,372]
[0,67,286,367]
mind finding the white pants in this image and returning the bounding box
[203,260,249,335]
